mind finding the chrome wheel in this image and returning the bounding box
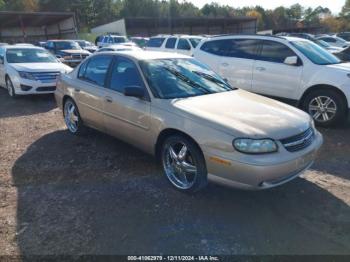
[64,100,79,133]
[162,141,198,190]
[308,96,337,123]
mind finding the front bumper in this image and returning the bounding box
[12,77,57,95]
[205,131,323,190]
[61,59,83,67]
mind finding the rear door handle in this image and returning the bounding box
[74,88,80,92]
[105,96,113,103]
[256,67,266,71]
[221,63,229,67]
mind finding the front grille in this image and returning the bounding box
[71,54,89,60]
[280,127,314,152]
[32,72,60,83]
[36,86,56,92]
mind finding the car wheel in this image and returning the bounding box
[161,135,208,193]
[302,89,347,127]
[63,98,86,135]
[6,77,16,98]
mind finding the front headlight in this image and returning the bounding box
[18,71,35,80]
[233,138,278,154]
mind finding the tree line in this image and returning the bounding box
[0,0,349,32]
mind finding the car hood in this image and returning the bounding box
[325,62,350,72]
[9,62,71,72]
[164,90,311,139]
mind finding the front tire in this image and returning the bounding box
[6,77,16,98]
[161,135,208,193]
[302,89,347,127]
[63,98,86,135]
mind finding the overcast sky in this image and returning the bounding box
[187,0,345,14]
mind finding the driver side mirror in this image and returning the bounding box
[284,56,298,66]
[0,56,4,64]
[123,86,144,98]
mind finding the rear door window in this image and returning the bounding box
[225,39,259,59]
[177,39,191,50]
[165,38,177,49]
[79,55,113,86]
[147,38,165,48]
[200,39,230,56]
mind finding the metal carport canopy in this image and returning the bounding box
[0,11,75,28]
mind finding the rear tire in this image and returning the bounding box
[161,135,208,193]
[63,98,87,136]
[302,89,347,127]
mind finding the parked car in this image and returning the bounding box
[36,41,47,48]
[55,51,323,192]
[0,45,72,97]
[287,33,343,53]
[335,32,350,42]
[97,35,128,48]
[194,35,350,127]
[97,44,142,52]
[130,37,149,48]
[316,36,349,48]
[45,40,91,67]
[145,35,204,56]
[333,46,350,62]
[75,40,98,53]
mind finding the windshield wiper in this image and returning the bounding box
[163,67,211,94]
[192,70,234,90]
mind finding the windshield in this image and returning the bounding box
[55,41,81,50]
[6,48,58,63]
[76,41,87,47]
[311,38,331,48]
[291,40,341,65]
[189,38,202,48]
[339,34,350,41]
[139,58,234,99]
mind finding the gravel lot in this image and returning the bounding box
[0,88,349,255]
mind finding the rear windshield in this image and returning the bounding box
[146,38,165,48]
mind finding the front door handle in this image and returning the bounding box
[221,63,229,67]
[74,88,80,93]
[256,67,266,71]
[105,96,113,103]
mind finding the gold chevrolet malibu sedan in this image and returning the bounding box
[55,51,323,192]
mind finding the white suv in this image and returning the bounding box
[145,35,203,56]
[0,45,72,97]
[194,35,350,126]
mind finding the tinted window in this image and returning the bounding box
[177,39,191,50]
[189,38,202,48]
[78,60,88,78]
[258,40,296,63]
[147,37,165,48]
[321,37,336,43]
[165,38,177,49]
[200,40,229,56]
[226,39,258,59]
[109,57,144,93]
[80,56,113,86]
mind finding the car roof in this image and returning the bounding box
[96,50,190,60]
[4,45,44,50]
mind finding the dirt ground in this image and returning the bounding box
[0,88,349,256]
